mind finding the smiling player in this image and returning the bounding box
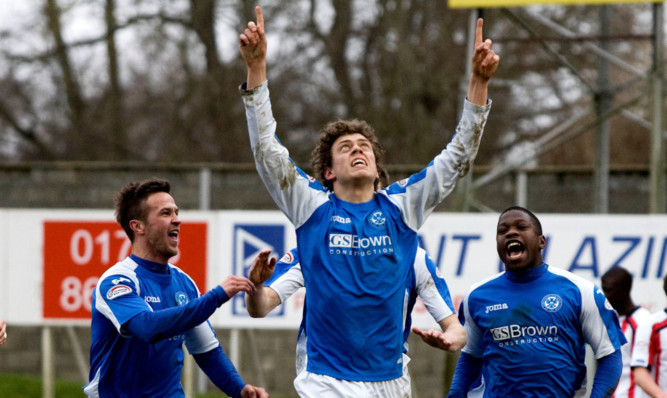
[84,178,267,398]
[449,206,626,398]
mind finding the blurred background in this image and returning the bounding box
[0,0,665,396]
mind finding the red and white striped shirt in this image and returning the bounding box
[613,306,653,398]
[634,309,667,391]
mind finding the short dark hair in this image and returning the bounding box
[310,119,385,191]
[601,266,633,292]
[115,178,171,242]
[499,206,543,235]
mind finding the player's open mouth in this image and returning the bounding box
[506,240,524,260]
[352,159,366,167]
[168,230,179,241]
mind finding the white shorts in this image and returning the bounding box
[294,355,412,398]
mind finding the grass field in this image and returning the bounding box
[0,373,86,398]
[0,373,295,398]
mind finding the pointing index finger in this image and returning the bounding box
[475,18,483,47]
[256,6,264,31]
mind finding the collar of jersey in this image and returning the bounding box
[504,263,548,283]
[331,193,377,210]
[130,254,170,275]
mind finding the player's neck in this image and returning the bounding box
[332,182,375,203]
[131,243,170,265]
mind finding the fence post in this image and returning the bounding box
[42,326,54,398]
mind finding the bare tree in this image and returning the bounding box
[44,0,87,158]
[0,0,658,172]
[105,0,126,159]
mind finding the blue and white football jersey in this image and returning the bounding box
[267,246,457,375]
[85,256,219,397]
[461,264,626,397]
[242,81,490,382]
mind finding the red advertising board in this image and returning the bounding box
[43,221,207,319]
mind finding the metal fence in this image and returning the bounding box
[0,162,658,213]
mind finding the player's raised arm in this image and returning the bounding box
[467,18,499,106]
[239,6,267,89]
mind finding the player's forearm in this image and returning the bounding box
[466,74,489,106]
[590,350,622,398]
[246,61,266,90]
[634,367,667,397]
[434,98,490,184]
[194,346,246,398]
[240,80,277,152]
[245,285,279,318]
[124,286,228,343]
[438,316,467,352]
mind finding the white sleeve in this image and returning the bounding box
[579,281,623,359]
[184,321,219,355]
[241,81,328,228]
[268,263,304,304]
[385,99,491,230]
[414,249,455,322]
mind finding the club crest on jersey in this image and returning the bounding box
[279,251,294,264]
[367,210,386,227]
[175,292,188,306]
[541,294,562,312]
[397,178,409,187]
[107,285,132,300]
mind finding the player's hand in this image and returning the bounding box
[239,6,267,67]
[220,275,256,298]
[241,384,269,397]
[412,327,459,351]
[0,318,6,346]
[471,18,499,82]
[248,249,276,287]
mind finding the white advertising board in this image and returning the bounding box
[0,210,665,330]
